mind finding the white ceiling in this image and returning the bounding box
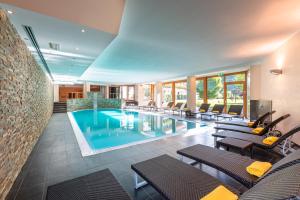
[81,0,300,83]
[2,0,300,84]
[0,3,116,82]
[0,0,125,34]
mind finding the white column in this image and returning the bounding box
[105,85,109,99]
[83,82,90,98]
[53,84,59,102]
[187,76,196,111]
[155,82,163,108]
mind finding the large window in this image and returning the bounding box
[128,86,135,100]
[143,84,151,101]
[121,85,135,100]
[162,83,172,103]
[121,86,128,99]
[196,79,204,107]
[109,87,120,99]
[175,81,187,103]
[224,72,246,114]
[207,76,224,107]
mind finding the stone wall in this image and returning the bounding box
[67,92,122,112]
[0,10,53,199]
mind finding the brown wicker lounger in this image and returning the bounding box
[212,125,300,155]
[46,169,131,200]
[200,104,225,120]
[131,154,240,200]
[186,103,210,118]
[131,154,300,200]
[215,111,276,127]
[214,114,290,135]
[177,144,300,187]
[216,105,244,120]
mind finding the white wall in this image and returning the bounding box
[250,32,300,144]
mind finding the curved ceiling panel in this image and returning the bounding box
[81,0,300,83]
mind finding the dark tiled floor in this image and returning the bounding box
[6,113,280,200]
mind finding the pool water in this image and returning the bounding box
[70,109,206,155]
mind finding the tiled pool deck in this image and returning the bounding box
[6,113,280,200]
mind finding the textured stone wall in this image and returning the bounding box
[67,92,122,112]
[0,10,53,199]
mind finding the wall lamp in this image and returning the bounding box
[270,69,283,75]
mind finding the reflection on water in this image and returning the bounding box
[72,109,206,150]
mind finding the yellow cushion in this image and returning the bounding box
[252,127,264,134]
[262,136,279,145]
[246,161,272,177]
[183,108,190,111]
[200,109,206,113]
[247,122,255,127]
[201,185,238,200]
[228,112,238,115]
[212,110,219,114]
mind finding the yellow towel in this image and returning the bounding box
[212,110,219,114]
[200,109,206,113]
[262,136,279,145]
[247,122,254,127]
[246,161,272,177]
[228,112,238,115]
[201,185,238,200]
[252,127,264,134]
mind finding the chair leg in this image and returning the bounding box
[134,173,147,189]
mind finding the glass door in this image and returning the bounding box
[225,82,246,115]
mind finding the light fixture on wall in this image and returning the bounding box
[270,69,283,75]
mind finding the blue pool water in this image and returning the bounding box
[71,109,206,152]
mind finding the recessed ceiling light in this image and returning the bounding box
[81,29,85,33]
[75,47,79,50]
[7,10,13,14]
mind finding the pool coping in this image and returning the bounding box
[67,109,207,157]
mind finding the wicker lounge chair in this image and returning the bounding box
[145,101,156,111]
[161,102,174,112]
[214,114,290,135]
[186,103,210,118]
[172,102,186,115]
[212,125,300,155]
[200,104,224,120]
[177,144,300,187]
[131,154,300,200]
[46,169,131,200]
[216,104,244,120]
[138,101,152,110]
[215,110,276,127]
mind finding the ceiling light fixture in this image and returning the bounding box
[270,69,283,75]
[75,47,79,50]
[7,10,13,14]
[81,29,85,33]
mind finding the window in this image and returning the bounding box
[196,79,204,107]
[162,83,172,103]
[207,76,224,107]
[224,72,247,114]
[175,81,187,103]
[109,87,120,99]
[225,73,246,82]
[143,84,151,101]
[121,85,135,100]
[121,86,128,99]
[128,86,135,100]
